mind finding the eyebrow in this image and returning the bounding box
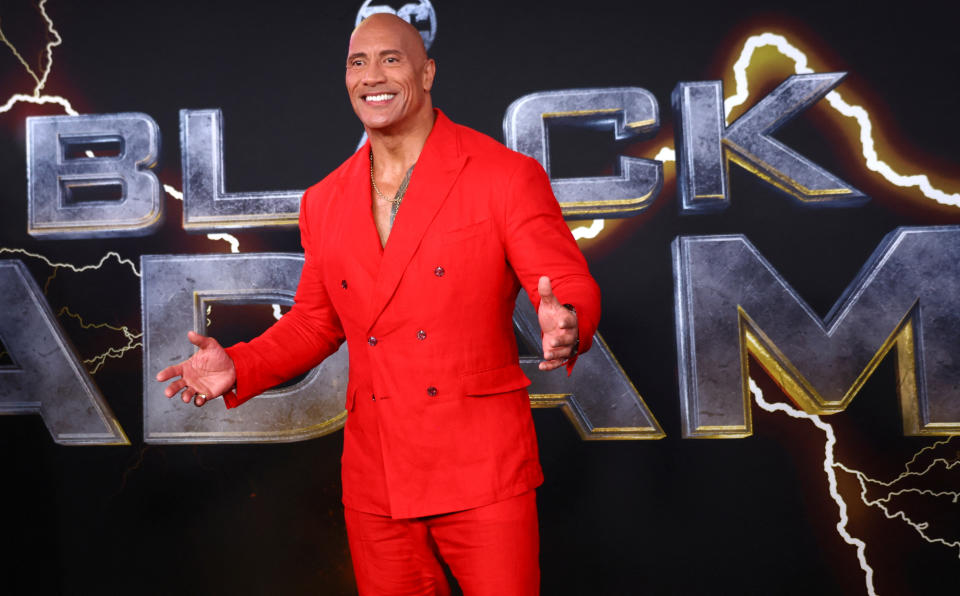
[347,49,405,62]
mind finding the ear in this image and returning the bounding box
[422,58,436,92]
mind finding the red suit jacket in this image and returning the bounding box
[224,110,600,519]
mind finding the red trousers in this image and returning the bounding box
[344,490,539,595]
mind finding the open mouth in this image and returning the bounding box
[364,93,396,103]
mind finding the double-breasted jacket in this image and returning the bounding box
[224,110,601,519]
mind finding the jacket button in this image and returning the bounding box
[416,330,427,340]
[434,266,445,277]
[368,336,377,346]
[426,386,438,397]
[371,394,376,401]
[341,280,348,289]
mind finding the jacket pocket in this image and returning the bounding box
[442,218,491,245]
[461,364,531,397]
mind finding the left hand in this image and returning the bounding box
[537,276,578,371]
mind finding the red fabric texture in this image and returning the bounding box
[345,490,539,596]
[224,110,601,518]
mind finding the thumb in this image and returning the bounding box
[538,276,559,307]
[187,330,215,350]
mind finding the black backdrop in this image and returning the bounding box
[1,1,958,594]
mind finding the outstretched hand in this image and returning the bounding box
[537,276,578,371]
[155,330,237,407]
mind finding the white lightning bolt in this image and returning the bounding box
[569,31,960,239]
[750,379,960,593]
[0,0,78,116]
[748,377,877,596]
[161,185,243,253]
[726,33,960,207]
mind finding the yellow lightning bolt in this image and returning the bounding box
[0,246,140,276]
[835,437,960,558]
[57,307,143,374]
[0,0,242,370]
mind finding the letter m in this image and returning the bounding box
[673,227,960,438]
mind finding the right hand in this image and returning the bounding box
[155,330,237,407]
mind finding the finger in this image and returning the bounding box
[187,330,217,350]
[543,345,573,361]
[539,358,565,371]
[163,378,188,398]
[538,276,560,306]
[156,364,182,382]
[181,386,198,404]
[194,393,208,407]
[547,330,576,347]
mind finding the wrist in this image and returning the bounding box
[562,303,579,357]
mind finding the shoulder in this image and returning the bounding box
[301,147,366,215]
[447,119,546,184]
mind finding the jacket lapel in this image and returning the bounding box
[338,141,384,280]
[366,111,467,331]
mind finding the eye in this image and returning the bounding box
[348,59,365,68]
[384,56,399,64]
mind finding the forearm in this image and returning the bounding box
[224,305,345,406]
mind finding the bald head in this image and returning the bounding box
[351,13,428,65]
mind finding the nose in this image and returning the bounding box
[362,60,386,86]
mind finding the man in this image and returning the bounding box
[156,13,600,595]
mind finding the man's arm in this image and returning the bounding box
[156,187,346,408]
[501,156,601,373]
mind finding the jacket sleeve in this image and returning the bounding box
[222,186,346,408]
[500,155,601,373]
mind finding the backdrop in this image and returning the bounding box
[1,1,958,594]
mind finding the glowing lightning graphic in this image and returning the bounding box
[836,440,960,558]
[1,6,957,591]
[58,307,143,374]
[748,377,878,596]
[569,31,960,239]
[161,185,243,253]
[726,33,960,207]
[750,378,960,593]
[0,0,77,116]
[0,247,140,277]
[0,1,242,369]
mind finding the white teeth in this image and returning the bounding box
[365,93,396,102]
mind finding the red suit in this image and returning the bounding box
[223,110,600,520]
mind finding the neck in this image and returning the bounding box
[367,107,436,173]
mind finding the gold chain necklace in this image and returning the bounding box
[370,151,415,206]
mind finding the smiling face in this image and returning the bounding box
[345,14,436,135]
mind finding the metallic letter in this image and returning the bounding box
[141,254,659,443]
[179,109,301,232]
[141,253,348,443]
[672,74,867,212]
[515,293,664,439]
[504,88,663,219]
[0,260,128,445]
[673,227,960,438]
[26,113,162,238]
